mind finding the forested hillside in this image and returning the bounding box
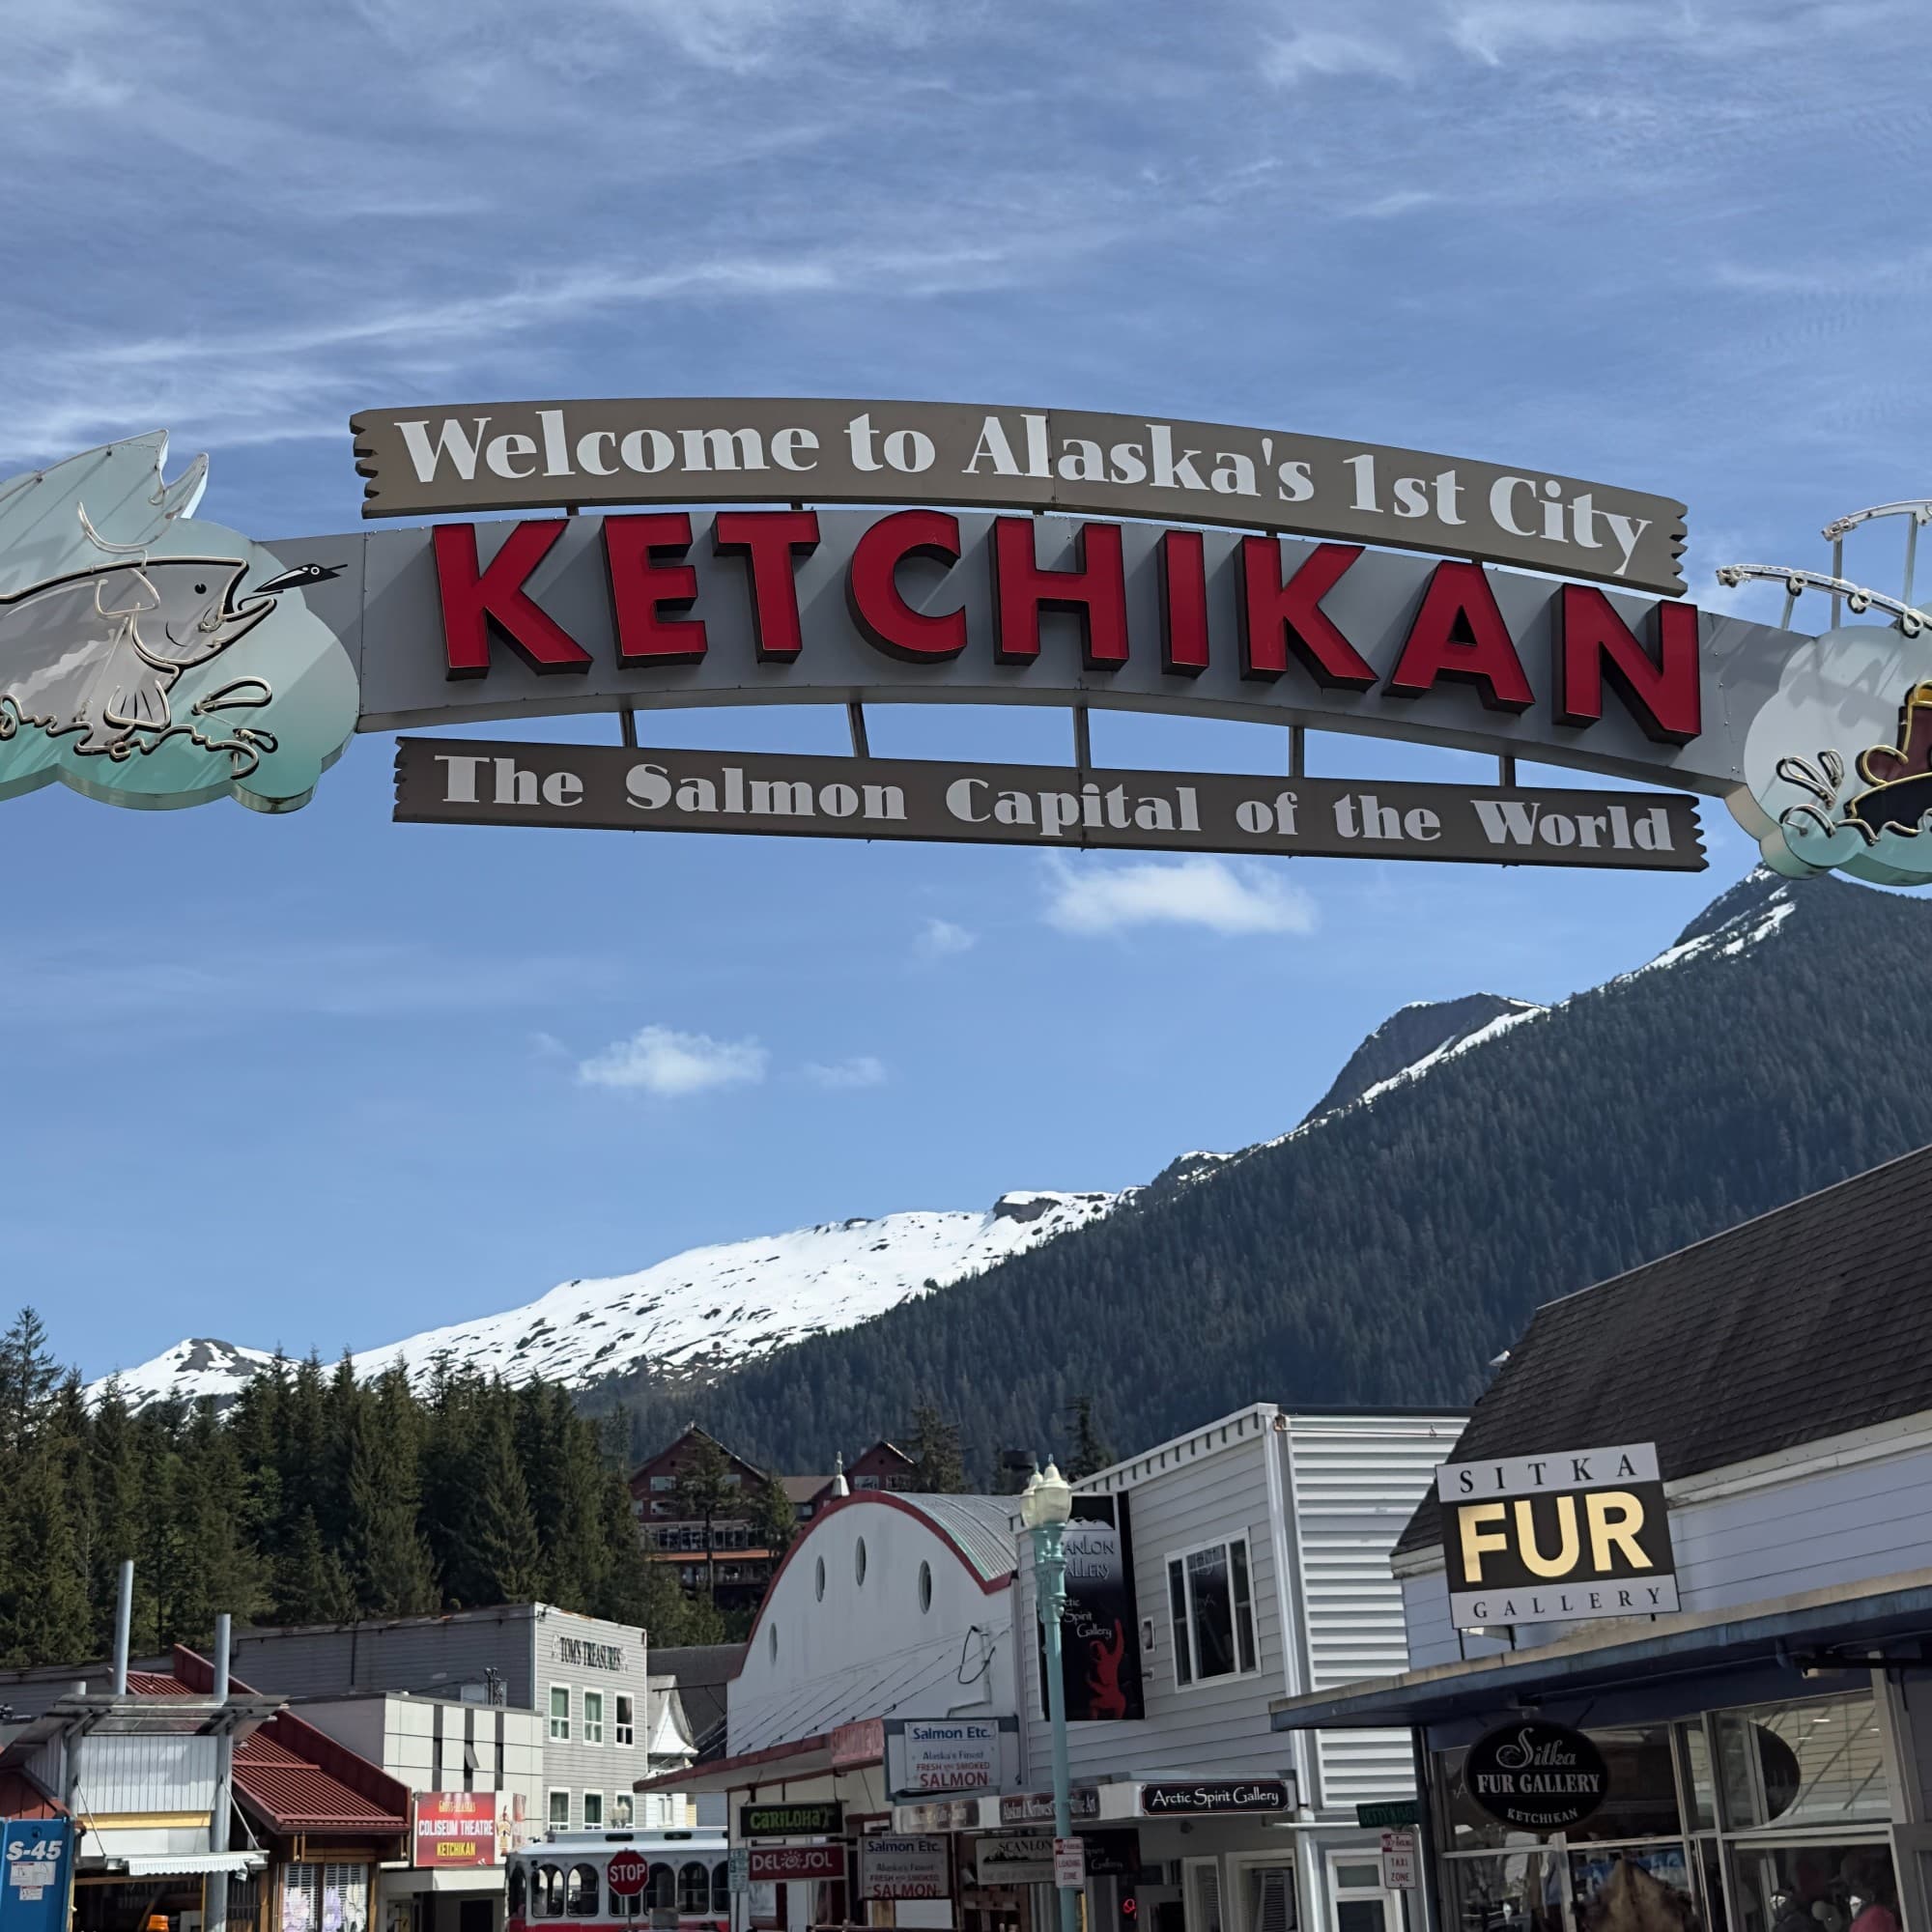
[602,870,1932,1477]
[0,1332,706,1666]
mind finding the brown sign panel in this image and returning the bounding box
[748,1846,845,1883]
[393,739,1705,872]
[349,398,1686,593]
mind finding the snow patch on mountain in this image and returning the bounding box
[1350,1003,1548,1107]
[89,1191,1121,1412]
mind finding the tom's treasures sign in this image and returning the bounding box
[1436,1440,1678,1629]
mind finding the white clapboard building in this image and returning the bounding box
[645,1405,1463,1932]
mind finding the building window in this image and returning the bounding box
[856,1537,868,1585]
[1166,1537,1257,1685]
[550,1686,571,1740]
[549,1789,570,1831]
[615,1694,634,1747]
[1327,1857,1394,1932]
[567,1865,600,1915]
[918,1561,932,1613]
[584,1690,604,1745]
[650,1475,674,1492]
[613,1794,635,1826]
[815,1556,826,1601]
[284,1863,369,1932]
[1433,1697,1902,1932]
[678,1862,711,1913]
[582,1793,604,1828]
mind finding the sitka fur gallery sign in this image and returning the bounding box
[8,409,1932,892]
[1436,1441,1679,1629]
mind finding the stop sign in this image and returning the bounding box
[608,1851,650,1897]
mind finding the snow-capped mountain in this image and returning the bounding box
[89,1191,1119,1412]
[94,871,1808,1420]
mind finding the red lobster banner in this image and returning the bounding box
[1039,1493,1143,1721]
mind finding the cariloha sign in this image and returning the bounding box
[1463,1721,1609,1833]
[9,411,1931,891]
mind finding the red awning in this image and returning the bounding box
[233,1735,410,1833]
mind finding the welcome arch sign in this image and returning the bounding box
[3,397,1925,884]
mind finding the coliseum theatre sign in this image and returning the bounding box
[4,397,1926,884]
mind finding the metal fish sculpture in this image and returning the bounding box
[0,551,338,757]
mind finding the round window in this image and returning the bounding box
[855,1536,868,1585]
[768,1622,778,1662]
[814,1555,826,1601]
[918,1560,932,1612]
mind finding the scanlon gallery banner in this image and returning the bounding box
[10,397,1932,887]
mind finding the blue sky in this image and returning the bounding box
[6,0,1929,1379]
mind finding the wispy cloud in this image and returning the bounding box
[915,917,977,959]
[0,937,612,1029]
[577,1025,768,1096]
[803,1054,888,1090]
[1041,857,1318,938]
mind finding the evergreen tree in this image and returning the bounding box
[0,1436,93,1666]
[905,1401,966,1492]
[469,1399,543,1605]
[1064,1397,1115,1482]
[274,1508,356,1624]
[0,1307,60,1456]
[170,1402,267,1644]
[749,1474,800,1559]
[670,1435,737,1605]
[87,1378,150,1652]
[344,1372,438,1615]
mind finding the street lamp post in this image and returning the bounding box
[1020,1461,1080,1932]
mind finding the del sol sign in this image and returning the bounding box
[1463,1722,1609,1833]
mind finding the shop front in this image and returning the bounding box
[1272,1579,1932,1932]
[1268,1151,1932,1932]
[893,1777,1321,1932]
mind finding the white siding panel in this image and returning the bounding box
[1024,1420,1284,1785]
[1285,1415,1461,1810]
[72,1734,217,1815]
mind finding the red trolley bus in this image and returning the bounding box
[507,1831,730,1932]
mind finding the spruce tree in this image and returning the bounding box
[87,1379,150,1652]
[905,1401,966,1492]
[1064,1397,1115,1481]
[344,1372,438,1615]
[274,1508,356,1625]
[0,1307,59,1455]
[670,1435,736,1606]
[0,1439,93,1666]
[469,1398,544,1605]
[750,1474,800,1558]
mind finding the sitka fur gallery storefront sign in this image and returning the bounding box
[1437,1441,1679,1629]
[11,403,1932,891]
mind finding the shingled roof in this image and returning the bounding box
[1396,1143,1932,1555]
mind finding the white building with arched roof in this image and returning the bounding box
[642,1411,1463,1932]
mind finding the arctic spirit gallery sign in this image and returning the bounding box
[1438,1440,1679,1628]
[393,739,1704,870]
